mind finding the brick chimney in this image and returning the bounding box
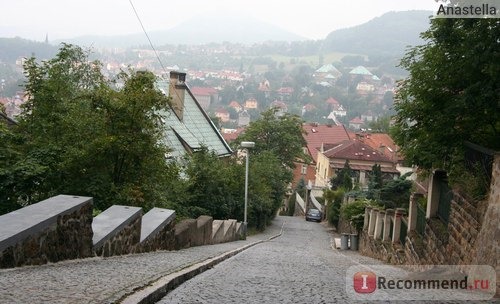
[169,71,186,120]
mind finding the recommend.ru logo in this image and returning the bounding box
[347,265,495,301]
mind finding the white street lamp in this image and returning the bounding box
[241,141,255,237]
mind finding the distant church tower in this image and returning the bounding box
[45,33,49,44]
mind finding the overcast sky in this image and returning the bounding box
[1,0,438,41]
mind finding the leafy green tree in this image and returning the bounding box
[340,199,369,233]
[367,164,383,199]
[324,188,344,228]
[393,18,499,171]
[236,108,308,168]
[368,116,391,133]
[330,160,353,191]
[0,44,173,213]
[248,151,291,230]
[183,147,243,219]
[286,193,296,216]
[379,174,413,210]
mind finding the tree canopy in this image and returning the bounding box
[235,108,308,168]
[330,160,354,191]
[392,18,499,171]
[0,45,300,233]
[0,44,173,212]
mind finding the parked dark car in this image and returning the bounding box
[305,208,322,222]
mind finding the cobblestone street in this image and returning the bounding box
[159,216,386,304]
[0,219,282,304]
[1,216,496,304]
[158,217,497,304]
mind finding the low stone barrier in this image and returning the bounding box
[223,219,237,243]
[1,194,245,269]
[193,216,213,246]
[211,220,225,244]
[235,222,244,240]
[140,208,176,252]
[0,195,93,268]
[212,219,241,244]
[92,205,142,257]
[174,219,197,250]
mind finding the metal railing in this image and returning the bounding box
[437,178,452,224]
[416,204,426,236]
[400,219,408,245]
[464,141,495,185]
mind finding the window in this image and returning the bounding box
[301,164,307,175]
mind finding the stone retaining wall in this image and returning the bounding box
[140,208,176,252]
[193,216,213,246]
[174,219,197,250]
[360,154,499,295]
[92,206,143,257]
[141,221,175,252]
[0,195,245,269]
[359,231,405,265]
[95,215,142,257]
[0,195,93,268]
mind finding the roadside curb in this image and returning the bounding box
[120,221,285,304]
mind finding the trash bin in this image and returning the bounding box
[340,233,349,250]
[350,234,359,251]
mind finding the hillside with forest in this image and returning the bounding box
[0,37,58,63]
[321,10,433,57]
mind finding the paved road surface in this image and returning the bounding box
[0,219,282,304]
[159,216,386,303]
[159,216,496,304]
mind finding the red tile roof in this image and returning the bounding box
[330,162,400,174]
[277,87,294,94]
[190,86,218,96]
[324,140,393,163]
[270,100,287,109]
[303,104,316,111]
[221,128,245,143]
[325,97,339,105]
[350,117,364,124]
[354,133,401,162]
[229,101,242,109]
[215,107,229,115]
[302,124,350,163]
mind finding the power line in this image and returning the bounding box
[128,0,168,75]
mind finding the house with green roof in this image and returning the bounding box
[156,72,232,160]
[349,66,373,76]
[313,64,342,83]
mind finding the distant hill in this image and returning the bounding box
[321,10,433,57]
[57,14,306,48]
[0,37,58,63]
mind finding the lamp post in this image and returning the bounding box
[241,141,255,237]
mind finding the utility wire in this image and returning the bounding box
[128,0,168,75]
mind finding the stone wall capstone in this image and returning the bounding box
[92,205,142,257]
[140,208,176,252]
[0,195,93,268]
[174,219,197,250]
[193,216,213,247]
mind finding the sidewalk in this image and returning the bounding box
[0,217,284,304]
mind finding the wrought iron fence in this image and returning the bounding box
[400,219,407,245]
[389,218,394,240]
[464,141,495,185]
[416,204,426,236]
[437,178,452,224]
